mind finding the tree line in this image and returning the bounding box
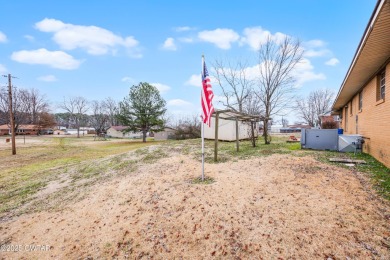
[0,87,55,131]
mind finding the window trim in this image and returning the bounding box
[377,69,386,101]
[358,91,363,111]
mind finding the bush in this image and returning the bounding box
[321,121,338,129]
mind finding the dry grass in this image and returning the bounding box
[0,136,389,259]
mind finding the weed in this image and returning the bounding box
[141,148,167,163]
[191,176,215,185]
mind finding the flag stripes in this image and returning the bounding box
[201,58,214,126]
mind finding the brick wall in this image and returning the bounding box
[341,62,390,167]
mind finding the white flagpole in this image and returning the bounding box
[201,55,205,181]
[201,118,205,181]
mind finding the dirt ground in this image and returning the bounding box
[1,143,389,259]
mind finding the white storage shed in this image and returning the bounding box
[204,110,261,141]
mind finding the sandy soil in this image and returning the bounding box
[1,152,390,259]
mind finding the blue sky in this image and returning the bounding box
[0,0,376,123]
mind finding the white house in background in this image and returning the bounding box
[204,111,259,141]
[154,127,176,140]
[106,126,143,139]
[64,129,88,135]
[270,124,283,133]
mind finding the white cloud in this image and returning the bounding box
[325,58,340,66]
[35,18,140,56]
[121,76,135,83]
[0,64,7,74]
[174,26,194,32]
[11,48,82,70]
[241,58,325,87]
[37,75,57,82]
[167,99,192,107]
[302,40,331,58]
[292,58,326,86]
[240,27,271,50]
[162,37,177,51]
[304,49,330,58]
[304,39,326,48]
[24,35,35,41]
[185,74,201,87]
[151,83,171,93]
[0,31,7,43]
[198,28,239,49]
[240,27,288,50]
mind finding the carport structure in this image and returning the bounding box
[211,109,265,162]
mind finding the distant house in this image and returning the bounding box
[64,129,88,135]
[280,124,311,133]
[0,124,9,135]
[270,124,283,133]
[0,124,54,135]
[106,126,142,139]
[154,127,176,140]
[54,130,65,135]
[332,0,390,167]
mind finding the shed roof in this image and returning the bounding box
[211,109,265,122]
[332,0,390,111]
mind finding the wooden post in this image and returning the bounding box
[236,117,239,152]
[7,74,16,155]
[214,112,219,162]
[251,121,255,147]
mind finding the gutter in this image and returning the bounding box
[332,0,386,111]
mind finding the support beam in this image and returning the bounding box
[251,121,255,147]
[7,74,16,155]
[214,112,219,162]
[236,117,239,152]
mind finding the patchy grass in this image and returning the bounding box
[164,136,390,201]
[316,151,390,200]
[0,137,159,216]
[1,134,389,219]
[191,176,215,185]
[211,135,298,160]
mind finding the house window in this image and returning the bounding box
[378,69,386,100]
[359,91,363,110]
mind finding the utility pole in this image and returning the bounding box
[5,74,16,155]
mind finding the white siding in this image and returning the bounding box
[204,117,258,141]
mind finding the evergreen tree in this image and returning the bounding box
[117,82,166,142]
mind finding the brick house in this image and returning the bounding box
[332,0,390,167]
[0,124,10,135]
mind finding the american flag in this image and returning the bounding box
[201,58,214,127]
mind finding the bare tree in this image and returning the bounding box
[103,97,119,126]
[0,87,31,131]
[213,58,255,113]
[28,88,49,124]
[90,100,110,135]
[295,89,334,127]
[173,114,201,140]
[255,36,304,144]
[60,96,89,138]
[242,91,262,116]
[38,112,56,129]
